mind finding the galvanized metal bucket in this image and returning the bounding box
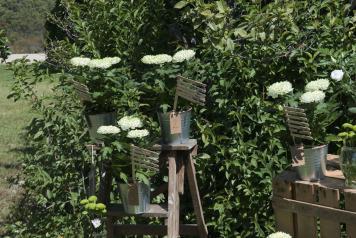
[157,108,192,144]
[118,182,150,214]
[85,111,117,142]
[291,144,327,181]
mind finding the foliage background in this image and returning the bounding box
[0,29,10,60]
[4,0,356,237]
[0,0,55,53]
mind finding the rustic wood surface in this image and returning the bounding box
[107,204,168,218]
[345,189,356,237]
[295,182,317,238]
[318,186,341,238]
[187,151,208,238]
[153,139,197,151]
[272,177,295,236]
[112,224,199,236]
[273,165,356,238]
[167,151,179,238]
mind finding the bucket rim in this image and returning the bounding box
[157,107,192,115]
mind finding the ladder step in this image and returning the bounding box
[112,224,199,236]
[107,204,168,218]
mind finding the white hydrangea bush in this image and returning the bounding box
[127,129,149,139]
[300,90,325,103]
[141,54,172,65]
[330,69,344,81]
[70,57,91,67]
[172,49,196,63]
[267,81,293,98]
[305,79,330,92]
[97,125,121,135]
[118,116,143,131]
[267,231,292,238]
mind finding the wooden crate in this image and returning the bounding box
[272,156,356,238]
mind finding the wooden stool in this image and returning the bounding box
[106,139,208,238]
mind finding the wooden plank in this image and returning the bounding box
[289,133,313,141]
[176,85,206,99]
[167,151,179,238]
[284,106,305,113]
[186,152,208,238]
[177,75,206,87]
[295,182,317,238]
[107,204,168,218]
[272,175,295,236]
[285,114,308,122]
[177,152,185,194]
[318,186,340,238]
[272,196,356,224]
[289,128,312,136]
[345,189,356,237]
[152,139,197,151]
[287,119,310,127]
[286,111,307,117]
[112,224,199,236]
[177,79,206,93]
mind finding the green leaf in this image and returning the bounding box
[174,1,188,9]
[234,28,248,38]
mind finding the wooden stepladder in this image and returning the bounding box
[106,139,208,238]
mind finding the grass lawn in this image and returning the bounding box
[0,64,52,227]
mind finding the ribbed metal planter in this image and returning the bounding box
[157,108,192,144]
[118,182,150,214]
[291,144,327,181]
[85,111,117,142]
[340,147,356,188]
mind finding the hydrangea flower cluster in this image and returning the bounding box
[267,81,293,98]
[118,116,143,131]
[141,49,196,65]
[300,90,325,103]
[305,79,330,92]
[127,129,149,139]
[97,125,121,135]
[70,56,121,69]
[172,49,196,63]
[330,69,344,81]
[267,232,292,238]
[70,57,91,67]
[141,54,172,65]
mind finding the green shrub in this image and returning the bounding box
[5,0,355,237]
[0,29,10,61]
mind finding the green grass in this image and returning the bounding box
[0,64,51,225]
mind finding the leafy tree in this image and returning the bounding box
[0,29,10,61]
[4,0,355,237]
[0,0,55,53]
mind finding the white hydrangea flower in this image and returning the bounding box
[118,116,143,131]
[172,49,196,63]
[70,57,91,67]
[104,57,121,65]
[91,218,101,228]
[267,81,293,98]
[300,90,325,103]
[330,69,344,81]
[88,59,113,69]
[267,232,292,238]
[305,79,330,92]
[127,129,149,139]
[141,54,172,65]
[97,125,121,135]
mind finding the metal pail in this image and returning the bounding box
[157,108,191,144]
[85,111,117,142]
[291,144,327,181]
[118,182,150,214]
